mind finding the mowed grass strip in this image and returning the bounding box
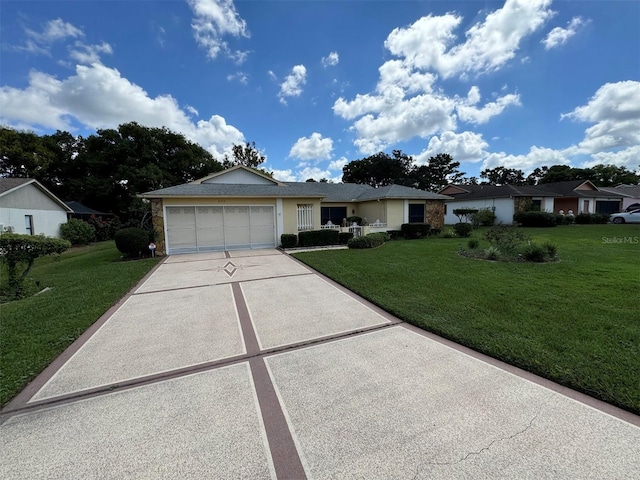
[0,241,160,406]
[294,224,640,414]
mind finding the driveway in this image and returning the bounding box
[1,250,639,479]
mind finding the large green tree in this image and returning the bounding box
[480,166,526,185]
[342,150,415,187]
[411,153,466,191]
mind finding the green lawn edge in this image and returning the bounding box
[293,224,640,414]
[0,241,160,406]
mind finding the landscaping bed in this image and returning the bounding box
[293,224,640,414]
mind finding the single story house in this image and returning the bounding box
[599,184,640,212]
[440,180,624,225]
[0,178,72,237]
[65,201,112,221]
[140,166,451,255]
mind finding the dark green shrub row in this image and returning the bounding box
[298,229,340,247]
[60,218,95,245]
[514,211,557,227]
[280,234,297,248]
[453,222,473,237]
[339,232,354,244]
[386,230,404,240]
[114,227,150,258]
[555,214,575,225]
[401,223,431,239]
[86,215,122,241]
[347,232,390,249]
[575,213,609,224]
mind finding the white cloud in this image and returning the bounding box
[26,18,84,44]
[269,168,296,182]
[0,63,244,159]
[278,65,307,105]
[585,145,640,170]
[289,132,333,160]
[384,0,554,79]
[562,81,640,154]
[456,91,521,124]
[321,51,339,67]
[187,0,249,61]
[227,72,248,84]
[542,17,587,50]
[481,146,570,172]
[69,41,113,64]
[328,157,348,171]
[415,131,489,164]
[186,105,199,116]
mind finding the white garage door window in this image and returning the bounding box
[165,205,275,254]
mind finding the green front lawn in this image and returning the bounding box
[0,242,160,406]
[294,224,640,414]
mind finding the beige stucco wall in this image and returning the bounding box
[281,198,322,232]
[357,201,386,225]
[385,200,406,230]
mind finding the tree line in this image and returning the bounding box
[342,151,639,190]
[0,124,266,224]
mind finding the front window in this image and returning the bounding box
[321,206,347,226]
[297,204,313,231]
[25,215,34,235]
[408,204,425,223]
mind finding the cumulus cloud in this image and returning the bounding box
[0,63,244,158]
[384,0,554,79]
[415,131,489,164]
[321,51,339,67]
[187,0,249,61]
[456,91,521,124]
[562,81,640,154]
[289,132,333,160]
[278,65,307,105]
[481,146,571,172]
[69,41,113,64]
[328,157,348,171]
[26,18,84,44]
[542,17,588,50]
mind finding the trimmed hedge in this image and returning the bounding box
[386,230,404,240]
[280,234,297,248]
[453,222,473,237]
[298,229,339,247]
[401,223,431,239]
[575,213,608,224]
[347,232,390,249]
[513,211,557,227]
[339,232,354,244]
[114,227,150,257]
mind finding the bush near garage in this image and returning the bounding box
[280,234,297,248]
[514,211,557,227]
[400,223,431,239]
[114,227,150,258]
[575,213,609,224]
[60,218,96,245]
[347,232,390,249]
[298,229,340,247]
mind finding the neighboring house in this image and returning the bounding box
[599,184,640,212]
[0,178,72,238]
[440,180,624,225]
[140,165,451,255]
[65,201,111,221]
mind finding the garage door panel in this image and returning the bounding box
[196,207,225,251]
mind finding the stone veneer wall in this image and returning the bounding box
[425,200,445,229]
[150,199,165,255]
[513,196,532,214]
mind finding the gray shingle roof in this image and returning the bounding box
[443,180,625,200]
[0,177,32,195]
[141,181,451,202]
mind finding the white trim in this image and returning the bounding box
[276,198,284,245]
[403,199,409,224]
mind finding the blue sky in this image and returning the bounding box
[2,0,639,183]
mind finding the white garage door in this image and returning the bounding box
[165,206,275,254]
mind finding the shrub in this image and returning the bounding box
[114,227,150,258]
[470,209,496,227]
[520,243,547,262]
[484,246,500,260]
[0,233,70,298]
[280,234,297,248]
[346,216,363,226]
[452,208,479,223]
[386,230,404,240]
[338,232,354,244]
[86,215,122,241]
[575,213,609,224]
[513,211,557,227]
[467,238,480,249]
[542,242,558,258]
[453,222,473,237]
[483,224,530,253]
[441,228,457,238]
[429,228,441,236]
[298,229,339,247]
[401,223,431,239]
[347,232,389,249]
[60,219,96,245]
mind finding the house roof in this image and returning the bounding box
[65,201,108,215]
[599,184,640,198]
[0,177,73,212]
[440,180,624,201]
[140,168,451,202]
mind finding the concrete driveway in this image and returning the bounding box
[1,249,639,479]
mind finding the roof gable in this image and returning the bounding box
[0,178,73,212]
[193,166,282,185]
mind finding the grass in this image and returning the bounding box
[0,241,160,406]
[293,224,640,414]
